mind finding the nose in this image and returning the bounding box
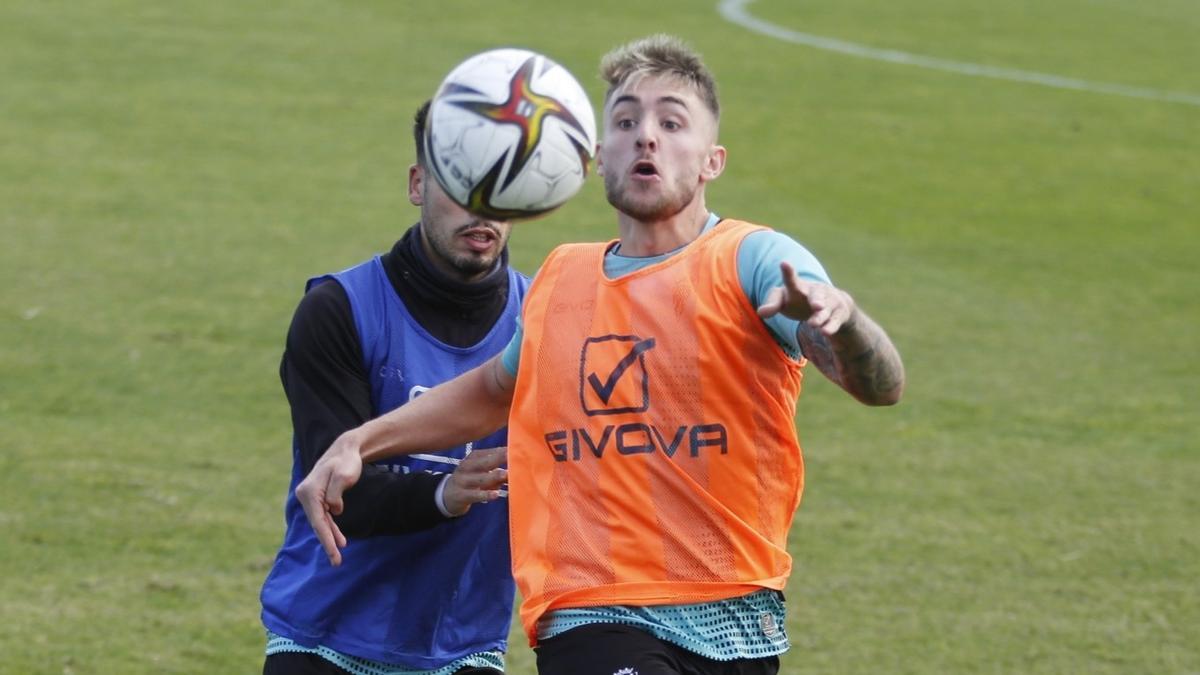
[635,125,657,151]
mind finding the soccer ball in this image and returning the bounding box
[425,48,597,220]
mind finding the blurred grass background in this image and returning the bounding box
[1,1,1197,672]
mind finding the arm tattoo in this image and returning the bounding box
[800,313,905,406]
[797,323,842,386]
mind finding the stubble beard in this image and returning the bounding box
[426,223,502,278]
[604,171,696,223]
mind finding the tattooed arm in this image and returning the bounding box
[796,307,905,405]
[758,261,905,406]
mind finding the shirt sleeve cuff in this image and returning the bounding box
[434,473,456,517]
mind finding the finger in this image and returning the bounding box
[808,305,834,331]
[476,467,508,491]
[808,294,849,334]
[779,261,803,294]
[325,473,347,516]
[451,466,508,492]
[461,447,507,471]
[821,304,854,335]
[779,260,794,280]
[444,477,505,516]
[462,488,502,504]
[806,287,853,335]
[320,511,346,567]
[757,286,785,318]
[299,488,345,566]
[331,518,347,550]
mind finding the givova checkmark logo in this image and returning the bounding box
[579,334,656,416]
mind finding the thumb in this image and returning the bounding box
[757,286,785,318]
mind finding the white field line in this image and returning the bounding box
[717,0,1200,107]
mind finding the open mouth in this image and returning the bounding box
[632,161,658,177]
[460,226,498,251]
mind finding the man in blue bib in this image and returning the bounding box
[259,100,529,675]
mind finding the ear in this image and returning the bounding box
[700,144,726,183]
[408,164,424,206]
[594,142,605,177]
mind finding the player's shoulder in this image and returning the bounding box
[539,240,614,270]
[510,266,534,298]
[715,218,804,250]
[740,228,817,260]
[299,276,350,312]
[551,240,613,254]
[290,277,354,343]
[737,228,831,284]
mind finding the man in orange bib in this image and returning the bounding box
[296,35,905,675]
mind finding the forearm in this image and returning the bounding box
[285,281,454,537]
[335,469,449,537]
[825,308,905,406]
[347,356,514,463]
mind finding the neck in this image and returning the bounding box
[615,198,710,257]
[382,225,511,349]
[393,225,508,301]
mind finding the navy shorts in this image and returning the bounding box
[534,623,780,675]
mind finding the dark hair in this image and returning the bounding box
[413,99,431,165]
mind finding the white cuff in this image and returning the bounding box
[434,473,456,518]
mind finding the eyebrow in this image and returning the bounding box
[611,94,691,110]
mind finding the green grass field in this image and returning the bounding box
[2,1,1197,673]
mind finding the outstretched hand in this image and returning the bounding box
[295,433,365,567]
[757,261,857,336]
[442,447,508,516]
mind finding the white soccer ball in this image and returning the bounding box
[425,48,597,220]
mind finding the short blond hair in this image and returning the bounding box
[600,34,719,120]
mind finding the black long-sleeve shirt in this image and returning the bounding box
[280,224,512,537]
